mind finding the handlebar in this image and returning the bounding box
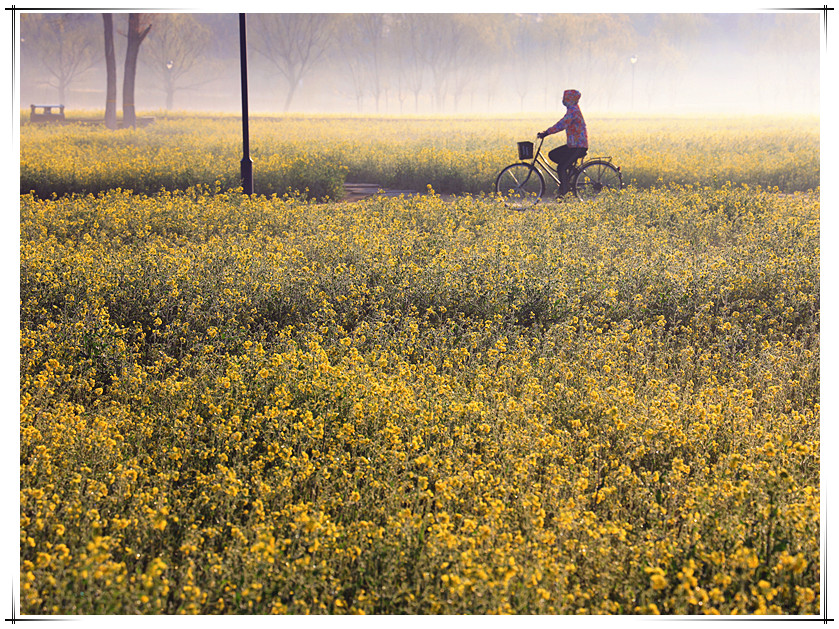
[530,135,545,161]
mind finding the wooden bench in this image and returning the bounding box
[30,104,65,123]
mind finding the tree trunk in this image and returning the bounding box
[123,14,151,128]
[282,85,296,113]
[103,14,117,129]
[165,71,174,110]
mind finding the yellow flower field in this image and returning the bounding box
[20,176,819,614]
[20,113,819,198]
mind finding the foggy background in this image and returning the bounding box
[18,12,820,116]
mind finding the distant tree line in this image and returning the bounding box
[19,12,820,115]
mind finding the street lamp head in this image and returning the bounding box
[166,60,174,70]
[630,55,638,65]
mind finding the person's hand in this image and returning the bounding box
[536,131,545,139]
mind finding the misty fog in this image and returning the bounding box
[18,12,821,117]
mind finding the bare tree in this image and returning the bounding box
[102,13,117,128]
[141,13,213,110]
[450,15,497,113]
[335,15,370,112]
[766,13,820,111]
[646,13,709,109]
[21,13,99,105]
[392,14,426,113]
[336,14,398,113]
[509,14,539,112]
[582,14,635,110]
[534,14,578,111]
[413,14,475,113]
[360,14,388,113]
[252,13,336,112]
[122,13,152,128]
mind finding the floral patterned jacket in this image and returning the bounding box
[543,89,588,149]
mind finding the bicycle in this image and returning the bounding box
[494,137,623,209]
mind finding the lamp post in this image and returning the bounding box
[239,13,253,195]
[165,60,174,110]
[630,55,638,112]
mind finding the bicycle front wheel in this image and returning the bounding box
[573,161,623,201]
[495,163,545,210]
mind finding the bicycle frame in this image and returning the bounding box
[496,137,622,207]
[524,137,584,187]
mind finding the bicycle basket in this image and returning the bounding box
[517,141,534,160]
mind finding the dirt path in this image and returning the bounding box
[342,183,419,202]
[342,183,458,203]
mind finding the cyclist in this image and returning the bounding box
[537,89,588,197]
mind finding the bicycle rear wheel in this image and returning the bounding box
[495,163,545,210]
[573,160,622,201]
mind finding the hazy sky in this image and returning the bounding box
[17,6,824,116]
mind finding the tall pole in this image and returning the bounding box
[239,13,254,195]
[630,55,638,113]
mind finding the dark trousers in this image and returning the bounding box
[548,145,587,193]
